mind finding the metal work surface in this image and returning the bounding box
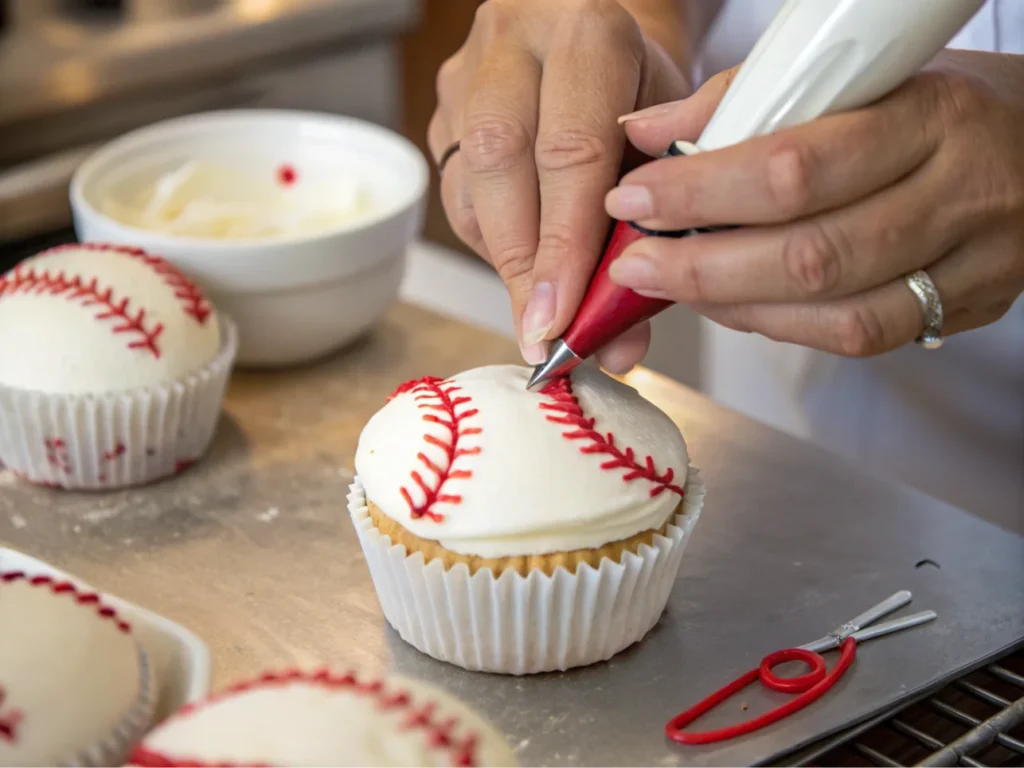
[1,303,1022,767]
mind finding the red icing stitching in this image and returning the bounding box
[0,243,213,360]
[127,668,480,767]
[0,687,22,744]
[392,377,481,523]
[539,377,685,497]
[40,243,212,325]
[0,571,132,634]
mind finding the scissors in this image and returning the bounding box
[665,590,938,745]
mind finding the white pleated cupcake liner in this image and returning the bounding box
[73,645,156,767]
[349,468,706,675]
[0,315,238,490]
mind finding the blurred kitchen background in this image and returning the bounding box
[0,0,785,391]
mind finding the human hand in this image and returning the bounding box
[606,50,1024,362]
[428,0,690,370]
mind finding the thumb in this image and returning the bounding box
[619,64,741,156]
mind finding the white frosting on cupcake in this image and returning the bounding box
[129,668,517,767]
[354,364,689,558]
[0,571,152,765]
[0,243,219,394]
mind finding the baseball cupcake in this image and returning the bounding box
[351,364,705,674]
[0,243,237,488]
[128,667,517,767]
[0,570,154,766]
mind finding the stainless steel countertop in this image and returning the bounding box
[2,303,1022,766]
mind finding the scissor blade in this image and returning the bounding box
[800,609,937,653]
[827,590,913,638]
[848,610,937,644]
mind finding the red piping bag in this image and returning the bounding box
[526,142,706,389]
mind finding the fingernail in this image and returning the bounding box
[617,103,674,124]
[605,185,653,220]
[609,254,659,289]
[520,341,546,365]
[522,281,556,346]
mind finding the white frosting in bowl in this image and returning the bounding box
[99,160,374,241]
[354,365,690,558]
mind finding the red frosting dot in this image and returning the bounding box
[277,164,298,186]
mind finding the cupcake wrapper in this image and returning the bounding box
[349,469,706,675]
[0,316,238,490]
[73,645,156,767]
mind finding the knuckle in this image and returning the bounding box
[766,143,813,217]
[435,55,461,100]
[674,253,708,302]
[925,72,988,130]
[493,244,535,286]
[536,221,576,258]
[782,222,845,298]
[577,0,639,33]
[472,0,513,38]
[461,115,531,174]
[535,128,607,174]
[834,306,887,358]
[552,0,643,67]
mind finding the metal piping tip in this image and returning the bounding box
[526,338,582,390]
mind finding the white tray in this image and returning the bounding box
[0,546,211,723]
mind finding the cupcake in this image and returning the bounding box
[351,364,705,674]
[0,243,237,488]
[0,570,155,766]
[128,667,517,767]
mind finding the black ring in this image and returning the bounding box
[437,141,461,176]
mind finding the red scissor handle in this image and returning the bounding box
[665,637,857,745]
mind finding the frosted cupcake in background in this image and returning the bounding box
[128,667,517,767]
[350,364,705,674]
[0,570,155,766]
[0,243,238,488]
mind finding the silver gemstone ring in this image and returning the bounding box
[904,269,944,350]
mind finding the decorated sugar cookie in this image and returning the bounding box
[350,364,706,674]
[128,668,517,767]
[0,243,238,488]
[0,571,154,766]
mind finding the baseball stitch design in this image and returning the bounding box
[128,668,481,768]
[0,571,132,634]
[390,377,482,523]
[540,377,685,497]
[0,687,23,744]
[0,243,212,360]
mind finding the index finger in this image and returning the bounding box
[526,13,651,344]
[460,43,543,358]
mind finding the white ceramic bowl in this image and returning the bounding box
[70,110,428,367]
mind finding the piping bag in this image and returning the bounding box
[526,0,984,390]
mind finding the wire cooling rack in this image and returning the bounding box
[786,643,1024,767]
